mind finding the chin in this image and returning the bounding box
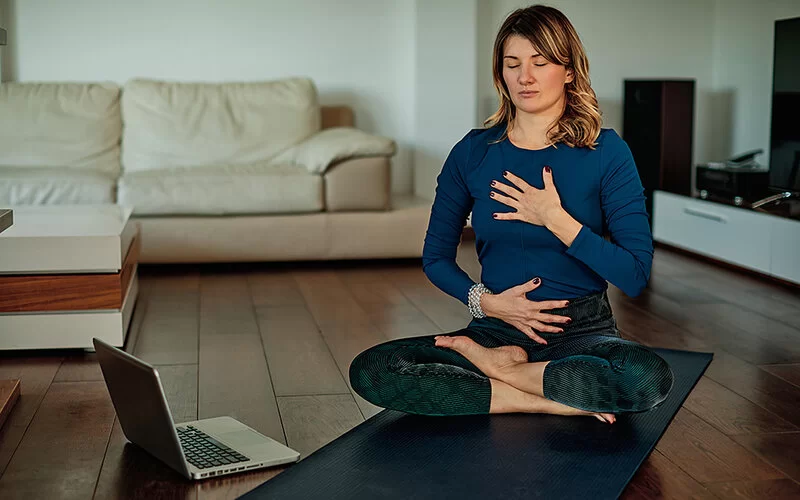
[512,96,559,116]
[513,101,546,115]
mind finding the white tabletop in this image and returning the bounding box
[0,205,137,274]
[0,205,132,238]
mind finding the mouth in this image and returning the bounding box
[519,90,539,97]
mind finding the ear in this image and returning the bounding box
[565,68,574,84]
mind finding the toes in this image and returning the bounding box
[434,336,457,348]
[596,413,615,424]
[440,336,470,349]
[435,336,478,356]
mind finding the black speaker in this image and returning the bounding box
[622,80,695,222]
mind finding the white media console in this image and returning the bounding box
[652,190,800,285]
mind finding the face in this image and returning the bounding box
[501,35,574,116]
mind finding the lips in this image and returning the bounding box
[520,91,539,97]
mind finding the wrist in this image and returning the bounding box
[479,292,495,317]
[543,206,567,229]
[545,208,582,246]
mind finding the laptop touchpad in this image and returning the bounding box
[219,429,268,449]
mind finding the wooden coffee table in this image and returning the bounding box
[0,209,19,429]
[0,205,139,350]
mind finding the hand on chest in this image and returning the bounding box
[468,155,600,230]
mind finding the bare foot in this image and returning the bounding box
[434,335,527,380]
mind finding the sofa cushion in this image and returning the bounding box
[0,83,122,176]
[118,162,323,215]
[0,167,116,205]
[121,78,321,173]
[269,127,396,174]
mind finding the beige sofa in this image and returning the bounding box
[0,78,432,263]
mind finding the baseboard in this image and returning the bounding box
[655,241,800,290]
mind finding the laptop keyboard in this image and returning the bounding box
[177,425,250,470]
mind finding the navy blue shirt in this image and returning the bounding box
[422,123,653,304]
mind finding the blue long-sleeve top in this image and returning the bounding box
[422,123,654,304]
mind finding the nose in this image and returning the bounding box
[518,62,535,85]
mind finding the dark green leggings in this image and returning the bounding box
[349,291,674,416]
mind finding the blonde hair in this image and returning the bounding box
[484,5,602,149]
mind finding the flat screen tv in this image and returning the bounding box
[769,16,800,194]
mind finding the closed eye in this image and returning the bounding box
[506,64,547,68]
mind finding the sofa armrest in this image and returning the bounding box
[269,127,396,174]
[324,156,390,212]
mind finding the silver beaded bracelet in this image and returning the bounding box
[467,283,493,318]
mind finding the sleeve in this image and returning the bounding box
[564,130,654,297]
[421,133,477,305]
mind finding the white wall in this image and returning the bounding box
[712,0,800,166]
[2,0,417,194]
[0,1,7,81]
[414,0,479,200]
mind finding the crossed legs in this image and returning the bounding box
[433,335,616,423]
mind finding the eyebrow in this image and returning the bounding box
[503,53,543,60]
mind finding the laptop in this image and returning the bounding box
[93,338,300,480]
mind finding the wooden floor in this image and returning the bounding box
[0,243,799,499]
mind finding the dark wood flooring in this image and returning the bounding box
[0,243,799,499]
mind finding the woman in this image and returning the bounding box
[349,5,674,424]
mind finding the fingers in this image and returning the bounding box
[530,319,564,334]
[493,211,518,221]
[489,190,519,207]
[542,165,554,189]
[516,324,547,345]
[490,180,522,198]
[515,277,542,293]
[501,170,531,190]
[536,300,570,310]
[535,313,572,324]
[514,320,562,343]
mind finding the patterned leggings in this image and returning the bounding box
[349,291,674,416]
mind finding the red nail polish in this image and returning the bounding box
[566,319,572,324]
[493,214,498,219]
[491,181,497,186]
[532,277,541,284]
[503,170,509,176]
[545,165,551,173]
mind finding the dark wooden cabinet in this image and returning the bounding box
[623,80,695,223]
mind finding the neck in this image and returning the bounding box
[510,96,566,146]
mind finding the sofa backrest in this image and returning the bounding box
[0,82,122,176]
[121,77,320,173]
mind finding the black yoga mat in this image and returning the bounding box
[241,347,713,500]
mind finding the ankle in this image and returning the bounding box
[489,378,548,414]
[494,362,524,387]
